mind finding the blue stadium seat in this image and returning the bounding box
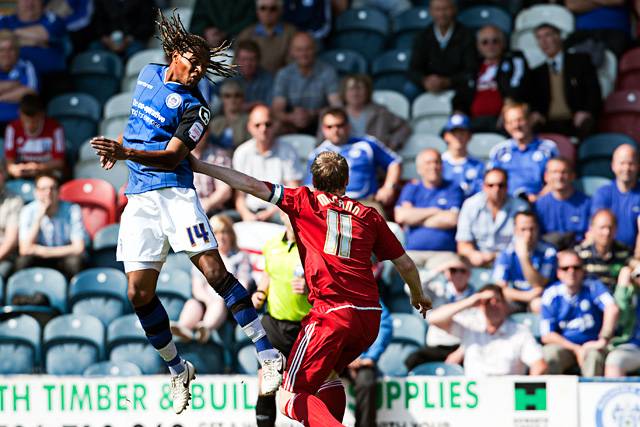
[333,8,390,62]
[47,93,101,148]
[378,342,420,376]
[393,7,431,49]
[458,5,512,35]
[5,179,35,202]
[84,360,142,377]
[575,176,610,197]
[510,312,541,339]
[6,268,67,314]
[319,49,368,77]
[236,343,259,375]
[43,314,104,375]
[157,268,191,321]
[0,315,41,374]
[176,341,224,374]
[163,252,192,276]
[107,314,164,374]
[470,268,493,289]
[391,313,427,346]
[580,159,614,179]
[371,49,412,92]
[91,223,122,271]
[71,50,124,106]
[409,362,464,376]
[69,268,129,325]
[578,133,638,162]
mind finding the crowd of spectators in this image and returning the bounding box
[1,0,640,394]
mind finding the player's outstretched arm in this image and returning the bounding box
[91,136,189,170]
[190,155,272,202]
[391,253,432,318]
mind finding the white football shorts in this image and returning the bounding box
[117,187,218,264]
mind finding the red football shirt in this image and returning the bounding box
[4,117,65,163]
[267,183,405,308]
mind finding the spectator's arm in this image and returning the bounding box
[200,180,232,213]
[528,359,547,375]
[519,254,550,289]
[634,216,640,259]
[234,191,257,222]
[408,30,429,86]
[457,240,495,267]
[0,222,18,260]
[427,292,482,333]
[423,209,459,228]
[599,301,620,342]
[327,92,341,107]
[272,96,295,126]
[19,207,44,255]
[565,0,624,13]
[541,331,580,352]
[31,238,84,258]
[382,161,401,190]
[14,25,50,46]
[502,286,543,303]
[0,84,36,102]
[394,202,441,226]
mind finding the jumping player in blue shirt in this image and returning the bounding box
[91,12,283,414]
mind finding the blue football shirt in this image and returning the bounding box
[534,191,591,242]
[492,241,557,291]
[591,181,640,248]
[441,152,485,198]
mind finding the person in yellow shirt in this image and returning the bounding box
[252,211,312,427]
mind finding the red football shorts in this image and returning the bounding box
[281,304,382,394]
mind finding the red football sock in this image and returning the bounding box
[316,379,346,422]
[285,392,344,427]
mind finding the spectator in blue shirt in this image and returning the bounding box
[592,144,640,255]
[493,211,557,312]
[308,107,401,210]
[535,158,591,249]
[489,101,558,202]
[345,299,392,427]
[0,30,37,130]
[395,148,464,267]
[441,113,485,198]
[541,250,619,376]
[15,173,86,278]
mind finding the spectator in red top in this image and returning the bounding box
[4,94,65,179]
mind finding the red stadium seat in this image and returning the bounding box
[539,133,576,164]
[117,183,128,221]
[616,47,640,90]
[59,178,117,239]
[599,90,640,142]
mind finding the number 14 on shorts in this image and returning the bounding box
[186,223,210,247]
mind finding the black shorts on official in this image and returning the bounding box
[261,313,302,358]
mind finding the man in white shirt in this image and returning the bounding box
[427,283,547,375]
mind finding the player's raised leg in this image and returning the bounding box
[192,250,284,394]
[126,267,195,414]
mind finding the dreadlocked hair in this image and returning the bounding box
[156,9,236,82]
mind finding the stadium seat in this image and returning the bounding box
[371,49,412,92]
[578,133,637,162]
[107,314,164,374]
[378,342,420,376]
[156,268,192,321]
[91,223,121,271]
[319,49,368,77]
[470,268,493,289]
[575,176,610,197]
[6,267,67,314]
[387,221,406,247]
[278,133,317,165]
[467,132,504,161]
[70,50,123,106]
[123,49,166,92]
[60,178,118,239]
[400,134,447,160]
[616,47,640,91]
[538,133,575,164]
[163,252,192,276]
[47,93,101,148]
[43,314,104,375]
[600,90,640,142]
[69,268,128,325]
[409,362,464,376]
[163,7,193,30]
[598,49,617,98]
[5,179,35,202]
[457,5,512,35]
[99,92,132,138]
[392,6,431,49]
[411,91,454,134]
[236,343,259,374]
[510,312,540,339]
[372,90,410,120]
[84,360,142,377]
[176,341,224,374]
[0,315,41,374]
[579,159,614,179]
[333,8,390,62]
[77,139,95,162]
[391,313,427,346]
[74,160,129,192]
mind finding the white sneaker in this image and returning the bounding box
[170,360,196,414]
[260,351,285,395]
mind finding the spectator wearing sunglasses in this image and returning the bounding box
[237,0,296,74]
[453,25,531,132]
[456,168,529,268]
[209,80,251,150]
[541,249,619,376]
[233,104,303,222]
[492,211,557,313]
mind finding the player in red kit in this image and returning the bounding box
[190,150,431,426]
